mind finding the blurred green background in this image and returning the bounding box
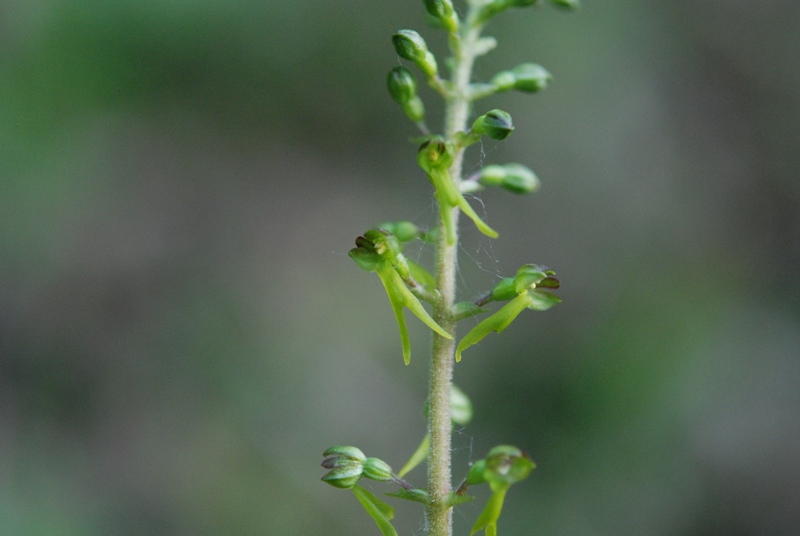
[2,1,799,534]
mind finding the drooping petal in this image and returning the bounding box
[456,293,533,361]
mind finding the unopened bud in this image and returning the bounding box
[548,0,579,10]
[363,457,395,482]
[475,0,540,24]
[477,163,540,194]
[471,109,514,140]
[423,0,458,32]
[492,63,551,93]
[379,221,420,242]
[387,66,417,105]
[321,446,366,489]
[392,30,438,79]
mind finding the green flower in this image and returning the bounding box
[418,139,499,245]
[349,229,451,364]
[456,265,560,361]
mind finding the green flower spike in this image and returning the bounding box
[349,230,451,364]
[469,446,536,536]
[392,29,438,79]
[418,138,499,246]
[456,265,560,361]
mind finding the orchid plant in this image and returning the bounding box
[321,1,577,534]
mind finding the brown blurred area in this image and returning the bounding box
[2,1,799,534]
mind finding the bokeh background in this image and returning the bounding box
[2,1,799,534]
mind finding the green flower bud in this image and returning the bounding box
[510,63,551,93]
[392,30,438,79]
[548,0,580,10]
[378,221,420,242]
[404,96,426,123]
[471,109,514,141]
[474,0,540,25]
[321,463,364,489]
[387,66,417,104]
[489,70,517,92]
[363,457,395,482]
[477,163,540,194]
[417,138,454,172]
[321,446,366,489]
[423,0,458,32]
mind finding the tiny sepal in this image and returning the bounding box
[322,445,367,462]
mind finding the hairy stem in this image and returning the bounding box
[426,18,483,536]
